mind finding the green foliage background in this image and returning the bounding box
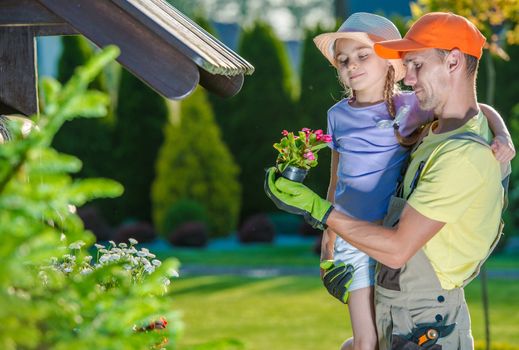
[107,69,169,224]
[215,21,299,220]
[296,24,341,197]
[0,47,181,349]
[152,87,241,237]
[52,36,115,180]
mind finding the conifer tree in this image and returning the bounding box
[152,87,240,237]
[107,69,169,224]
[53,36,114,179]
[298,24,342,196]
[218,21,297,219]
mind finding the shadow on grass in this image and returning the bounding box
[173,276,261,296]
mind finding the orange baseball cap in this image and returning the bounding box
[374,12,486,59]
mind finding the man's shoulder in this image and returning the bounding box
[431,137,499,179]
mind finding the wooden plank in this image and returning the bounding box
[0,0,66,26]
[0,27,38,116]
[199,69,244,98]
[114,0,254,76]
[32,24,78,36]
[38,0,199,100]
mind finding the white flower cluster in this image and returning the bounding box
[47,239,176,289]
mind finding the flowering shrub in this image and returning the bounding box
[273,128,332,172]
[43,238,178,348]
[48,238,176,288]
[0,46,181,350]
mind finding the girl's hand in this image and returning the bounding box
[491,135,515,162]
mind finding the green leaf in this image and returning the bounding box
[60,91,110,120]
[66,178,124,206]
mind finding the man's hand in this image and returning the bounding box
[491,134,515,162]
[320,260,354,304]
[264,167,333,230]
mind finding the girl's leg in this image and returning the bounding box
[344,286,378,350]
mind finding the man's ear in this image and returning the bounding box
[446,49,462,73]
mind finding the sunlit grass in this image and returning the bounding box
[171,276,519,350]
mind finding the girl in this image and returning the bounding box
[313,12,514,350]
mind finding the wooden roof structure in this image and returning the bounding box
[0,0,254,116]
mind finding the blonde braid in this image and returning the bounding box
[384,66,396,118]
[383,66,426,147]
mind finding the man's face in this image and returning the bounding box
[403,49,449,113]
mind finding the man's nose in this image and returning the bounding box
[404,70,416,87]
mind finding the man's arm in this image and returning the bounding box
[326,204,445,269]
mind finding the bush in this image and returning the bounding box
[161,199,208,237]
[238,213,275,244]
[299,221,322,237]
[169,221,209,248]
[268,212,303,234]
[113,221,157,244]
[0,47,181,349]
[77,205,113,241]
[152,87,240,237]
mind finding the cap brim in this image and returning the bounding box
[374,38,429,59]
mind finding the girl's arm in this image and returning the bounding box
[320,150,339,278]
[479,103,516,162]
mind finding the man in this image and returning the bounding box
[265,12,507,349]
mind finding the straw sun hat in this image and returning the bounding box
[314,12,406,81]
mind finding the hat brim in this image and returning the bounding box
[374,38,430,59]
[314,32,375,67]
[313,32,406,82]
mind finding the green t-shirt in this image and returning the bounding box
[404,111,503,289]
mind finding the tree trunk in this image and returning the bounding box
[485,52,496,105]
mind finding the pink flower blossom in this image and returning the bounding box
[315,129,324,140]
[282,130,289,136]
[322,135,332,143]
[304,151,315,161]
[301,128,311,134]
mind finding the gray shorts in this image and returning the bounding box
[334,236,376,291]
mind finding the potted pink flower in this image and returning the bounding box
[273,128,332,182]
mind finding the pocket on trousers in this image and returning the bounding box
[389,305,414,337]
[375,303,393,350]
[456,329,474,350]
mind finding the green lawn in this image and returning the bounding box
[171,276,519,350]
[158,243,320,267]
[157,241,519,349]
[160,243,519,269]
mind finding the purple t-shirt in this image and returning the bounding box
[327,92,433,221]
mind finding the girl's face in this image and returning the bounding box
[335,38,390,100]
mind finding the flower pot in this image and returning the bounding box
[281,165,308,183]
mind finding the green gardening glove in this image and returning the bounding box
[320,260,354,304]
[264,167,333,230]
